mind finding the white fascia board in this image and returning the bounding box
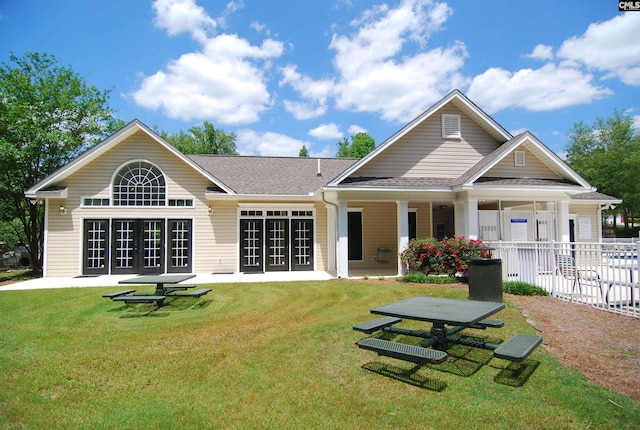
[205,193,318,201]
[323,184,452,193]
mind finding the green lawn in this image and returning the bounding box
[0,280,638,429]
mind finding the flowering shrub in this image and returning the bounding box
[400,236,487,279]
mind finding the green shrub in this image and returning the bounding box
[397,273,457,284]
[400,236,487,278]
[503,281,548,296]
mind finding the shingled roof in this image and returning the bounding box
[188,155,357,195]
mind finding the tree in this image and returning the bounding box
[565,110,640,229]
[159,121,238,155]
[336,132,375,158]
[349,132,375,158]
[298,145,309,157]
[0,52,115,272]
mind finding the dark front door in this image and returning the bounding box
[111,219,164,275]
[266,219,289,271]
[240,219,264,273]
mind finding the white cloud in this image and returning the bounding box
[236,129,312,156]
[468,63,612,114]
[152,0,217,43]
[280,0,468,124]
[279,65,334,119]
[526,44,554,61]
[308,123,343,140]
[558,13,640,85]
[348,124,367,134]
[132,2,284,125]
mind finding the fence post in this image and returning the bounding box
[550,241,557,297]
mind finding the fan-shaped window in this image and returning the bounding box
[113,162,166,206]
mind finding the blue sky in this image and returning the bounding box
[1,0,639,158]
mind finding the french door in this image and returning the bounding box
[240,217,314,273]
[267,219,289,271]
[240,219,264,273]
[83,219,192,275]
[112,219,164,275]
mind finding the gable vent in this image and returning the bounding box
[515,150,526,167]
[442,114,461,139]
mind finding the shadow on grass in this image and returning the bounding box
[107,297,212,318]
[366,333,541,387]
[492,359,541,387]
[362,361,447,392]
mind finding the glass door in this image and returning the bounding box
[266,219,289,271]
[240,219,264,273]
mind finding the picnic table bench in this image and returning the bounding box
[493,334,542,362]
[112,295,166,306]
[101,289,136,298]
[166,288,212,298]
[357,338,448,365]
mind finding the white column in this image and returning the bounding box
[337,201,349,278]
[558,200,570,242]
[397,200,409,276]
[454,198,479,240]
[468,198,479,240]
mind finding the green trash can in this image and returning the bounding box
[468,258,503,302]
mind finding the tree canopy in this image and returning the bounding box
[157,121,238,155]
[565,109,640,228]
[298,145,309,157]
[336,132,375,158]
[0,51,116,271]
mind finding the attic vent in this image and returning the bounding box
[515,150,526,167]
[442,114,461,139]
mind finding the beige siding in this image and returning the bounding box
[570,205,601,243]
[355,106,500,178]
[348,202,398,273]
[44,131,220,276]
[314,203,328,271]
[207,201,238,273]
[486,146,562,179]
[410,202,432,240]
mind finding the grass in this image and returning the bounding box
[0,280,638,429]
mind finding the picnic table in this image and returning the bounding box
[118,274,197,295]
[354,296,541,365]
[102,274,211,306]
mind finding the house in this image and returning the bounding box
[25,90,620,278]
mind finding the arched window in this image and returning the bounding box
[113,161,166,206]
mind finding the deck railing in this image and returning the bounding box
[486,241,640,318]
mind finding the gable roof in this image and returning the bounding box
[189,155,356,195]
[25,120,234,198]
[328,89,512,186]
[456,132,592,189]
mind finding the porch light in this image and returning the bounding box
[59,205,66,215]
[208,206,213,216]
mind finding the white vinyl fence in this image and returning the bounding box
[486,240,640,318]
